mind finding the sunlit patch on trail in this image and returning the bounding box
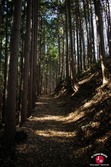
[29,115,63,121]
[34,130,76,138]
[96,136,108,144]
[63,111,85,123]
[74,144,92,157]
[28,110,85,124]
[96,131,111,144]
[35,102,48,105]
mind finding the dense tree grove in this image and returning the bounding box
[0,0,111,147]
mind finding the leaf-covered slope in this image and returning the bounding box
[53,61,111,165]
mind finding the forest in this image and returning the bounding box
[0,0,111,166]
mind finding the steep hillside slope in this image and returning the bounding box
[54,61,111,165]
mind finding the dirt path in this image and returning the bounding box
[1,93,111,167]
[15,96,79,167]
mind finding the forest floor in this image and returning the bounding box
[1,66,111,166]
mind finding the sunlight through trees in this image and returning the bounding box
[0,0,111,148]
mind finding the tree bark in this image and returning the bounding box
[106,0,111,56]
[2,0,8,123]
[4,0,22,148]
[33,0,39,106]
[21,0,32,124]
[93,0,109,84]
[65,0,69,79]
[67,0,76,84]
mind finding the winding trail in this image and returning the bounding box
[2,92,111,167]
[16,96,79,167]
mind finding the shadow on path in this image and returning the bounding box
[20,96,78,167]
[2,94,111,167]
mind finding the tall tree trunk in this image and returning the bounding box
[61,35,65,79]
[65,0,69,79]
[81,27,86,71]
[18,42,24,113]
[67,0,76,84]
[106,0,111,56]
[83,0,89,67]
[33,0,39,106]
[79,26,83,73]
[37,17,42,96]
[91,2,96,62]
[4,0,22,148]
[58,34,61,80]
[21,0,32,124]
[93,0,109,84]
[76,0,80,74]
[86,0,93,65]
[2,0,8,123]
[28,0,34,116]
[0,0,2,118]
